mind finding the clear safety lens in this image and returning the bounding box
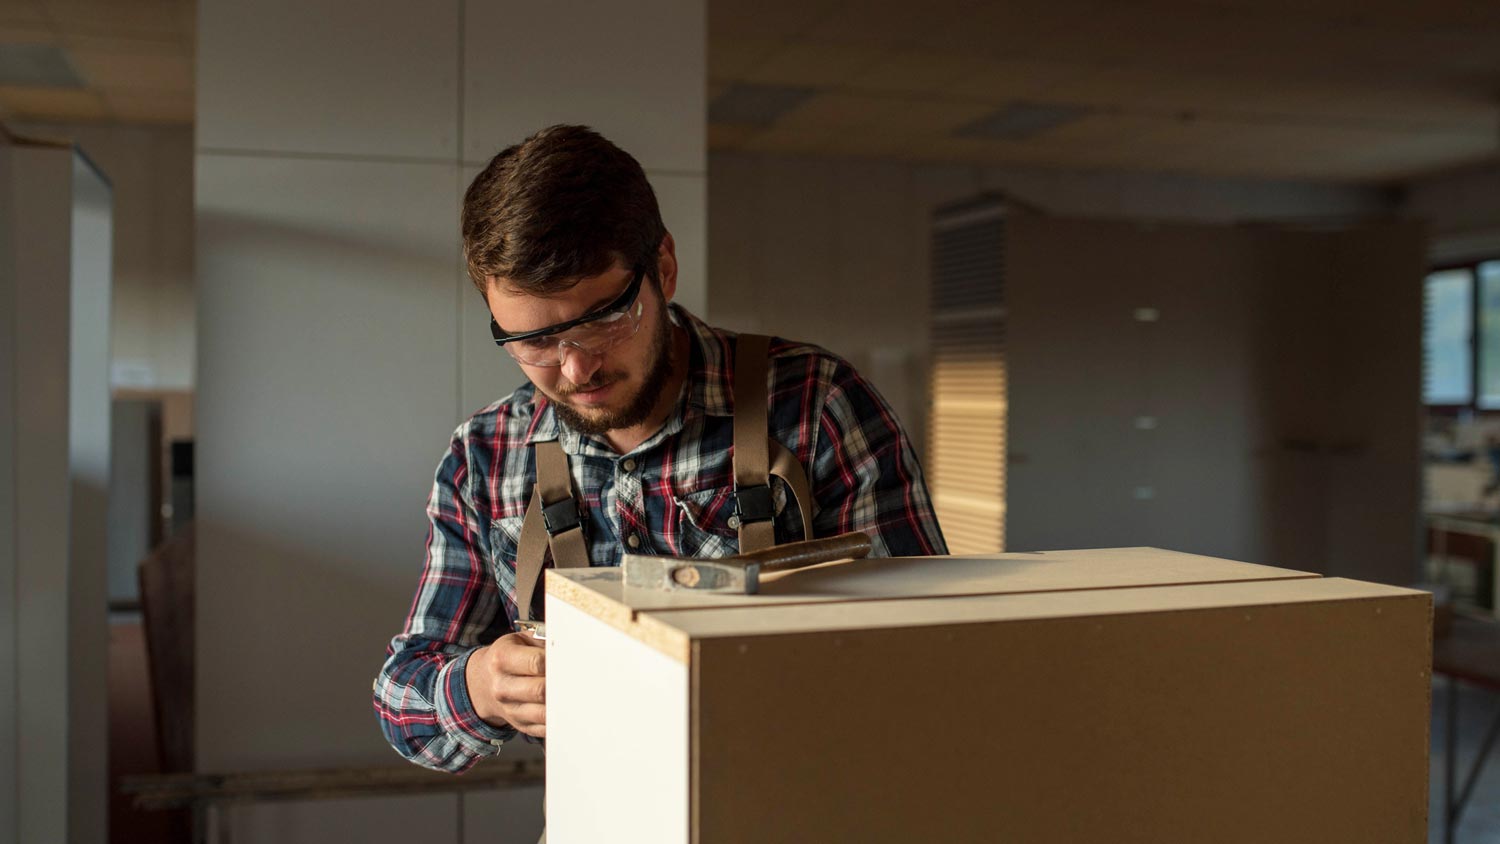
[504,301,644,367]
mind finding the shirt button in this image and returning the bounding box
[627,535,642,549]
[622,458,637,472]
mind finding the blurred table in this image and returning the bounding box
[1434,611,1500,844]
[1426,508,1500,616]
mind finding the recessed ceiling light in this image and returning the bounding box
[956,102,1093,141]
[0,44,84,88]
[708,83,816,127]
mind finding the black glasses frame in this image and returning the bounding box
[490,267,646,347]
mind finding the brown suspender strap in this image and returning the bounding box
[513,440,587,623]
[733,334,775,553]
[733,334,817,551]
[769,440,815,541]
[514,334,820,619]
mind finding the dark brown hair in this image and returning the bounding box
[462,124,665,295]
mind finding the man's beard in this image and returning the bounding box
[551,308,676,437]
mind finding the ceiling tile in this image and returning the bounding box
[708,0,841,41]
[709,37,783,80]
[707,122,760,150]
[0,83,105,120]
[943,58,1099,104]
[796,0,970,49]
[844,49,992,96]
[0,1,51,26]
[736,124,836,155]
[0,23,55,42]
[774,91,902,130]
[69,47,190,91]
[42,0,183,37]
[907,1,1098,58]
[738,41,886,87]
[104,88,191,123]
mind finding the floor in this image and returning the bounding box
[110,616,189,843]
[1430,678,1500,843]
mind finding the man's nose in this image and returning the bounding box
[559,343,603,386]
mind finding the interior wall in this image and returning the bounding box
[195,1,704,841]
[1002,216,1423,583]
[707,152,1394,459]
[12,122,195,391]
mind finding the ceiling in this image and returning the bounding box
[709,0,1500,183]
[0,0,192,124]
[0,0,1496,182]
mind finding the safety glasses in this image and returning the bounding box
[490,269,646,367]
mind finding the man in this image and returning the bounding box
[374,125,946,772]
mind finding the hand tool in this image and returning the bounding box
[622,532,873,594]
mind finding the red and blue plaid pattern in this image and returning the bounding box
[374,305,947,772]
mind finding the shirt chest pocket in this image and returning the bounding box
[487,515,527,611]
[672,480,795,559]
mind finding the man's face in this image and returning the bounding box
[487,263,677,436]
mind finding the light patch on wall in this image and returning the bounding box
[0,44,84,88]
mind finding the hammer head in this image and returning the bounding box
[619,532,873,595]
[622,554,759,594]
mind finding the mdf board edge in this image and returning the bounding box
[691,585,1431,843]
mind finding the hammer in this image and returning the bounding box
[623,532,873,594]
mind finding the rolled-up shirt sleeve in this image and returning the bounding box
[373,427,515,773]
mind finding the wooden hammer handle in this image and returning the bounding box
[738,532,873,574]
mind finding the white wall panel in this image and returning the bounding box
[462,0,705,173]
[195,155,461,768]
[653,172,708,317]
[197,1,460,159]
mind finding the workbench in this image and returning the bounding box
[543,547,1431,843]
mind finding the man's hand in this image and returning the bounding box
[465,631,546,738]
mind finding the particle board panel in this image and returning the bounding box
[547,546,1319,650]
[690,579,1430,843]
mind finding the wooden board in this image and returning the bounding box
[690,579,1431,843]
[547,547,1318,659]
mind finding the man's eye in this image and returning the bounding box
[516,336,553,351]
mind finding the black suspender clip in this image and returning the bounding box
[734,484,776,524]
[541,497,581,536]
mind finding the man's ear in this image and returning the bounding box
[656,232,678,303]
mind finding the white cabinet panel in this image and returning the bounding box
[195,154,462,767]
[462,0,705,173]
[198,0,460,159]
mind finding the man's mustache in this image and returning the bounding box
[558,374,623,396]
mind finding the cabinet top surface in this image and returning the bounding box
[545,548,1426,662]
[548,546,1316,616]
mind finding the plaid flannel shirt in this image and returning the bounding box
[374,305,947,772]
